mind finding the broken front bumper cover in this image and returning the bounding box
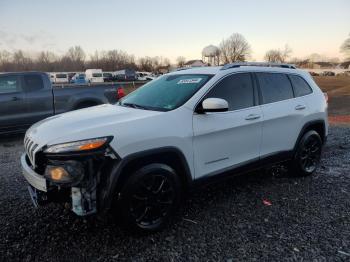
[21,153,47,192]
[21,153,97,216]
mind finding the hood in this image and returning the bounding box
[26,104,162,148]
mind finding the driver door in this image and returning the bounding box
[192,73,263,178]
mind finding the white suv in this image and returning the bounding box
[21,63,328,233]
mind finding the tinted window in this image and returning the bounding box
[0,75,20,93]
[257,73,294,104]
[23,75,44,91]
[92,73,102,77]
[204,73,254,111]
[289,75,312,97]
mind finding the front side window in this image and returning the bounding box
[256,73,294,104]
[289,75,313,97]
[23,75,44,91]
[204,73,254,111]
[120,74,212,111]
[0,75,20,93]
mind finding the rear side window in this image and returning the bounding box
[289,75,313,97]
[0,75,20,93]
[23,75,44,91]
[256,73,294,104]
[205,73,254,111]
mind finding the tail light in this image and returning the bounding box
[117,88,125,99]
[323,92,328,104]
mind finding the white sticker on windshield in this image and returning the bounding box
[177,78,202,84]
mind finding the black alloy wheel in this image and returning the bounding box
[118,163,182,233]
[289,130,323,176]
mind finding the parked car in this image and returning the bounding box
[71,73,88,84]
[309,71,319,76]
[54,73,69,83]
[68,72,76,83]
[136,71,152,81]
[48,73,55,83]
[103,72,114,82]
[114,69,137,81]
[85,69,104,83]
[21,63,328,233]
[0,71,125,134]
[321,71,335,76]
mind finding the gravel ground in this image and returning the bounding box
[0,125,350,261]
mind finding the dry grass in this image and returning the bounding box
[314,76,350,96]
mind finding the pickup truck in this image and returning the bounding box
[0,71,125,134]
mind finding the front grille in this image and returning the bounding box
[24,136,39,167]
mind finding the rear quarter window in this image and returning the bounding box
[256,73,294,104]
[289,75,313,97]
[23,75,44,91]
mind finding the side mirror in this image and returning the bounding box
[198,98,229,113]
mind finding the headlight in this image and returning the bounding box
[44,137,112,154]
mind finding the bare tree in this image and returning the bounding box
[176,56,186,67]
[264,45,292,63]
[340,34,350,60]
[219,33,251,64]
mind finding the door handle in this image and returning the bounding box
[245,114,261,120]
[295,105,306,110]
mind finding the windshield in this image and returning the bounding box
[92,73,102,77]
[103,73,112,77]
[119,74,212,111]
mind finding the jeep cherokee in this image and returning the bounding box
[21,62,328,233]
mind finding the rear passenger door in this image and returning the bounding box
[193,73,263,178]
[0,74,27,133]
[256,72,309,157]
[22,73,54,125]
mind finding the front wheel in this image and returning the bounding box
[118,163,182,233]
[288,130,323,177]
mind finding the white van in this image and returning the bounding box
[54,73,69,83]
[85,69,104,83]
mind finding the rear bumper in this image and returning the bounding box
[21,153,47,192]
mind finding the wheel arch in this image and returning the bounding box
[293,120,326,153]
[101,146,193,211]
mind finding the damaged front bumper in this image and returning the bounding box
[21,152,109,216]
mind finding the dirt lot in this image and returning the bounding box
[314,76,350,117]
[0,125,349,261]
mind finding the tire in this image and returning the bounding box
[288,130,323,177]
[118,163,182,233]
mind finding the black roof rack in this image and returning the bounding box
[221,62,296,70]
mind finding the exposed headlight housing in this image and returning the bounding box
[44,137,112,154]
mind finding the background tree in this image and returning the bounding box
[264,45,292,63]
[176,56,186,68]
[219,33,251,63]
[340,34,350,60]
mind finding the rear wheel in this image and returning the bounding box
[289,130,323,176]
[118,163,182,233]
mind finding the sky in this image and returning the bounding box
[0,0,349,62]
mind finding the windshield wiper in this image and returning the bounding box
[121,102,149,110]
